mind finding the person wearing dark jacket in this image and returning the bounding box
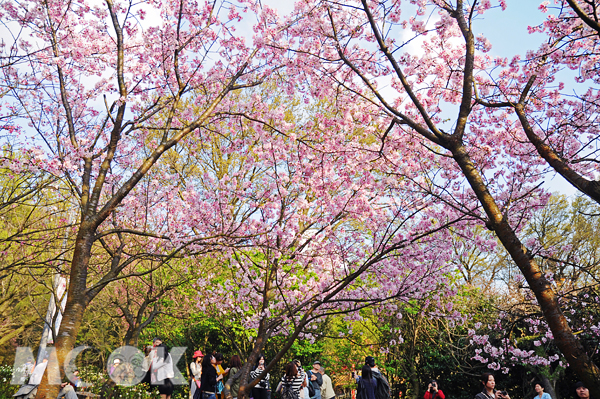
[365,357,389,399]
[307,361,323,399]
[354,365,377,399]
[201,354,223,399]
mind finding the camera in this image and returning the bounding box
[259,381,268,388]
[500,392,507,397]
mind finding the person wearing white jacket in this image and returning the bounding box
[151,342,175,399]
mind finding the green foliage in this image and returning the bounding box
[0,365,17,399]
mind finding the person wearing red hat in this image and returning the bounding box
[190,351,204,399]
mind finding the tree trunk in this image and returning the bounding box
[449,142,600,395]
[35,225,95,399]
[541,375,558,399]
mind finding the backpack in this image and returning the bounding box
[372,372,390,399]
[281,380,297,399]
[306,372,316,398]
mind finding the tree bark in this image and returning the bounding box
[448,141,600,395]
[350,0,600,392]
[514,104,600,204]
[35,226,95,398]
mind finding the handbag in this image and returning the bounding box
[306,372,316,398]
[217,380,225,393]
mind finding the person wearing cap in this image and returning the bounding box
[307,361,323,399]
[190,350,204,399]
[574,382,591,399]
[364,356,390,399]
[109,358,121,377]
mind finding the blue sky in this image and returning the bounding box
[257,0,576,196]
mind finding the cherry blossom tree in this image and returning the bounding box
[469,289,600,398]
[176,87,467,398]
[0,2,471,397]
[500,0,600,204]
[0,0,280,396]
[273,0,600,392]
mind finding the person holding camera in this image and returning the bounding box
[424,380,445,399]
[475,373,511,399]
[250,354,271,399]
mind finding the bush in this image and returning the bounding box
[0,365,189,399]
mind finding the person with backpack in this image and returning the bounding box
[277,362,307,399]
[307,361,323,399]
[364,356,390,399]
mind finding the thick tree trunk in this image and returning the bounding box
[35,225,95,399]
[449,142,600,395]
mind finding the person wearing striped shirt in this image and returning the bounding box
[277,362,307,399]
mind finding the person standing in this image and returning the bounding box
[277,362,306,399]
[424,380,445,399]
[293,360,310,399]
[190,351,204,399]
[532,382,550,399]
[474,373,511,399]
[307,361,323,399]
[353,365,377,399]
[226,355,242,399]
[215,352,230,397]
[201,354,223,399]
[151,342,175,399]
[364,357,389,399]
[109,359,121,377]
[319,366,335,399]
[250,354,271,399]
[574,382,591,399]
[141,345,153,388]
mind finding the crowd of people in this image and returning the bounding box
[425,373,594,399]
[12,341,596,399]
[183,351,594,399]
